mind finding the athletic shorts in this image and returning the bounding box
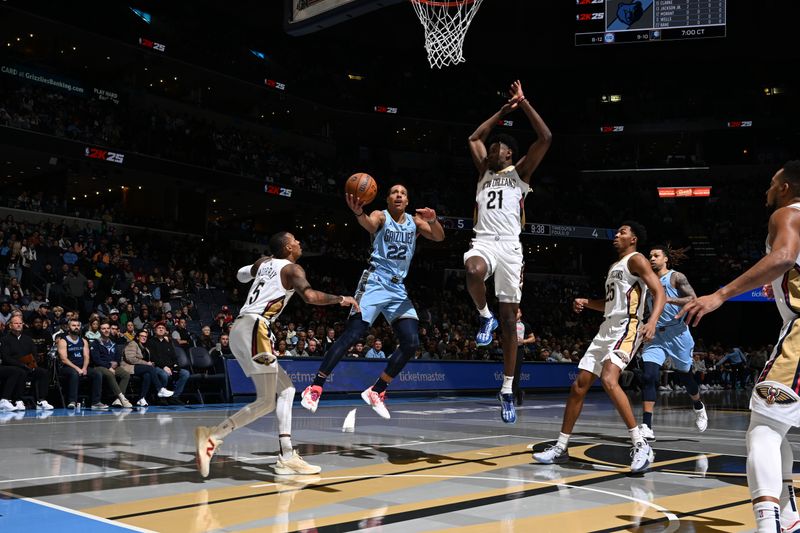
[349,269,418,325]
[641,326,695,372]
[579,316,642,376]
[751,318,800,427]
[229,314,278,378]
[463,238,524,304]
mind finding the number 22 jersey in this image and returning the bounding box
[369,210,417,281]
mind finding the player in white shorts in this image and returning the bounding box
[194,231,358,479]
[464,79,552,423]
[533,221,666,473]
[680,162,800,532]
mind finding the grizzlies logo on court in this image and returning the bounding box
[617,1,644,26]
[755,383,797,405]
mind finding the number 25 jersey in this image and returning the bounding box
[473,165,530,240]
[604,252,648,321]
[369,210,417,281]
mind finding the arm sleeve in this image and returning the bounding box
[237,264,254,283]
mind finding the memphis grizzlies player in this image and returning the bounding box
[680,162,800,532]
[465,79,552,423]
[301,184,444,418]
[639,245,707,441]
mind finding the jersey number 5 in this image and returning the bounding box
[249,279,266,305]
[487,190,504,210]
[386,244,408,260]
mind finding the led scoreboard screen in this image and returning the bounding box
[575,0,726,46]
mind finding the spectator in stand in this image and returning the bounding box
[107,308,120,328]
[28,316,52,367]
[123,321,136,342]
[119,302,134,327]
[692,352,708,391]
[63,265,87,311]
[133,306,150,331]
[122,329,170,407]
[26,292,46,311]
[1,315,52,409]
[0,302,12,325]
[89,320,133,408]
[365,339,386,359]
[275,339,290,357]
[109,323,127,348]
[290,339,310,357]
[171,317,192,348]
[57,318,102,409]
[307,339,320,356]
[322,327,336,354]
[148,321,189,405]
[197,325,215,351]
[716,346,747,389]
[347,341,365,358]
[210,333,232,359]
[84,317,101,342]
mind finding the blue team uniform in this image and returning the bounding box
[351,210,418,325]
[641,270,695,372]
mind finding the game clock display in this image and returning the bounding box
[575,0,726,46]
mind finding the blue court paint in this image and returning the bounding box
[0,493,143,532]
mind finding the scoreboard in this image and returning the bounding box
[575,0,726,46]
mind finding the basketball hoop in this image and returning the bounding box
[410,0,485,69]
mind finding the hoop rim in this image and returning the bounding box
[410,0,476,7]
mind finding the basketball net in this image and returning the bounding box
[410,0,485,69]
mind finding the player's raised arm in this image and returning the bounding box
[629,253,666,342]
[468,92,521,173]
[679,206,800,326]
[346,193,384,234]
[511,81,552,182]
[281,263,360,311]
[414,208,445,242]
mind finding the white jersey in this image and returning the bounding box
[604,252,648,321]
[238,258,295,320]
[473,165,530,240]
[767,202,800,325]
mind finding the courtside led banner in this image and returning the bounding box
[658,186,711,198]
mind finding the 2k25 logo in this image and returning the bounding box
[84,147,125,164]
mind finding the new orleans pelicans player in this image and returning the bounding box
[465,80,552,423]
[680,162,800,533]
[194,231,358,479]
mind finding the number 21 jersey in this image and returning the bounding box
[473,165,530,239]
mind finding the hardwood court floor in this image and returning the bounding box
[0,389,779,532]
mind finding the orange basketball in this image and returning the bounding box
[345,172,377,205]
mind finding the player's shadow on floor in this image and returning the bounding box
[256,444,496,466]
[575,431,700,445]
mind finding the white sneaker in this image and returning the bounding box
[195,426,223,478]
[136,398,149,407]
[36,400,54,410]
[0,399,14,411]
[273,450,321,475]
[700,384,709,391]
[639,423,656,441]
[360,387,390,419]
[301,386,322,413]
[630,441,655,473]
[14,401,26,411]
[113,395,133,408]
[157,388,174,398]
[91,402,109,410]
[533,444,569,464]
[658,385,670,392]
[694,405,708,432]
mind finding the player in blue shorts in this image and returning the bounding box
[300,184,445,418]
[639,244,707,440]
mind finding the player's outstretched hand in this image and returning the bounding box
[345,193,366,215]
[641,321,657,343]
[340,296,360,312]
[508,79,524,104]
[676,292,724,327]
[573,298,588,314]
[415,208,437,223]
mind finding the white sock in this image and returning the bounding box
[629,426,645,446]
[279,436,293,461]
[753,501,781,533]
[501,375,513,394]
[478,304,492,318]
[556,432,570,450]
[782,482,800,529]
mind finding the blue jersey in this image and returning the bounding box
[64,335,85,366]
[369,210,417,281]
[647,270,685,328]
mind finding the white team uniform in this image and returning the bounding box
[751,202,800,426]
[579,252,648,375]
[463,165,529,303]
[230,258,294,378]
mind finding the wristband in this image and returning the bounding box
[339,295,345,304]
[519,97,527,104]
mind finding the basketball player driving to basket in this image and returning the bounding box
[464,80,552,423]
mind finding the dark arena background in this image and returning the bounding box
[0,1,799,531]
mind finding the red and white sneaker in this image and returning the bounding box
[361,387,390,419]
[301,385,323,413]
[783,519,800,533]
[195,426,223,478]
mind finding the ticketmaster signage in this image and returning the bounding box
[226,359,587,395]
[1,65,85,95]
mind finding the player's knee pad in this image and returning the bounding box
[642,362,660,402]
[384,319,419,377]
[675,370,699,396]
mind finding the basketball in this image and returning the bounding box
[345,172,377,205]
